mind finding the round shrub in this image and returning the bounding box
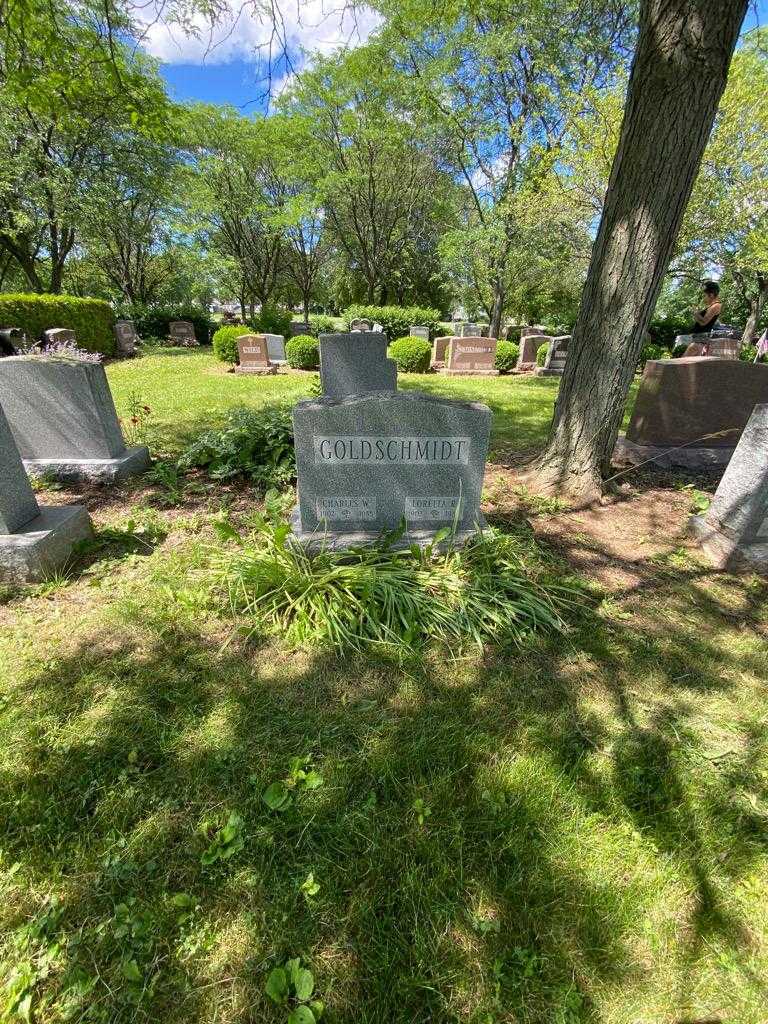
[389,336,431,373]
[286,334,320,370]
[213,325,250,364]
[638,342,667,370]
[536,342,550,366]
[495,340,519,373]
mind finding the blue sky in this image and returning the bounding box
[152,2,768,110]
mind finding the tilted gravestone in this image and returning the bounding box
[319,333,397,399]
[264,334,287,363]
[535,335,570,376]
[43,327,76,347]
[410,326,430,339]
[168,321,199,346]
[0,356,150,483]
[114,320,139,357]
[440,337,498,376]
[0,327,24,357]
[291,391,491,548]
[614,357,768,469]
[431,336,451,368]
[0,403,92,581]
[517,334,551,372]
[235,335,276,375]
[689,404,768,571]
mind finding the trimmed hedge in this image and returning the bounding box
[0,293,116,356]
[258,305,291,337]
[536,342,549,367]
[286,335,320,370]
[343,305,441,342]
[638,342,669,370]
[213,325,252,364]
[495,340,519,374]
[307,314,336,337]
[389,336,431,373]
[118,304,214,345]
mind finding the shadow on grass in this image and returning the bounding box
[0,558,766,1022]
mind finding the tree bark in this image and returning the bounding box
[489,279,505,340]
[530,0,748,502]
[741,273,768,346]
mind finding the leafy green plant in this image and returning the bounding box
[286,335,320,370]
[638,342,669,369]
[257,305,291,337]
[307,314,336,337]
[262,755,324,812]
[212,324,252,364]
[388,336,431,372]
[211,517,578,656]
[343,304,441,341]
[536,342,549,367]
[495,340,520,373]
[265,957,324,1022]
[200,811,245,866]
[120,391,153,446]
[177,407,295,486]
[299,872,321,900]
[412,798,432,825]
[0,293,116,355]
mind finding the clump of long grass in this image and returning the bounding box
[210,509,581,656]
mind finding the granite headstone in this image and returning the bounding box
[235,335,276,375]
[431,336,451,368]
[349,319,372,332]
[289,322,312,336]
[43,328,76,347]
[291,391,491,547]
[319,333,397,399]
[168,321,198,345]
[440,337,498,376]
[264,333,287,363]
[689,404,768,570]
[114,320,139,356]
[410,326,430,339]
[517,334,551,372]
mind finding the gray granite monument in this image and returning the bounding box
[43,327,76,347]
[114,320,139,356]
[688,404,768,571]
[319,333,397,399]
[289,322,312,336]
[264,333,287,363]
[291,391,491,548]
[349,319,372,332]
[535,335,570,376]
[409,326,430,340]
[0,356,150,483]
[168,321,198,346]
[0,403,92,582]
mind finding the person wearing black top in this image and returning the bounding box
[690,281,722,335]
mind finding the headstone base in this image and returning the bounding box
[688,515,768,572]
[24,446,151,484]
[438,368,499,377]
[0,505,92,583]
[234,365,277,375]
[289,504,487,552]
[534,367,564,377]
[612,436,734,470]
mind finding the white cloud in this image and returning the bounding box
[139,0,382,66]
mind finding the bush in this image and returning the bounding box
[307,314,336,337]
[178,407,295,487]
[536,342,550,366]
[212,516,578,656]
[343,305,441,342]
[495,340,519,373]
[638,342,668,370]
[647,316,689,350]
[257,305,291,337]
[213,325,251,364]
[120,304,214,345]
[389,336,431,373]
[0,293,115,356]
[286,335,320,370]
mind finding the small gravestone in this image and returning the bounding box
[459,323,480,337]
[235,335,276,375]
[264,334,287,363]
[0,327,23,357]
[614,357,768,469]
[439,337,498,376]
[114,320,139,357]
[689,404,768,571]
[535,335,570,376]
[0,403,92,581]
[290,322,312,336]
[320,333,397,398]
[291,391,491,548]
[520,325,547,338]
[410,326,430,339]
[43,327,76,347]
[349,318,371,332]
[0,356,150,483]
[707,337,740,360]
[517,334,551,372]
[431,336,451,368]
[168,321,198,346]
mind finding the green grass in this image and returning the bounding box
[0,350,765,1023]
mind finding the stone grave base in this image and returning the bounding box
[688,515,768,572]
[613,436,734,470]
[24,446,151,485]
[234,365,277,375]
[0,505,93,583]
[534,367,563,377]
[289,505,487,552]
[437,369,499,377]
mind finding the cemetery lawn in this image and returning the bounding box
[0,348,766,1023]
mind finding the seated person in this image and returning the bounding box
[689,280,722,335]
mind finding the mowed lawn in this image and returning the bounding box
[0,349,766,1023]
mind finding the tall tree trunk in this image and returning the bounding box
[489,280,505,339]
[530,0,748,502]
[741,273,768,346]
